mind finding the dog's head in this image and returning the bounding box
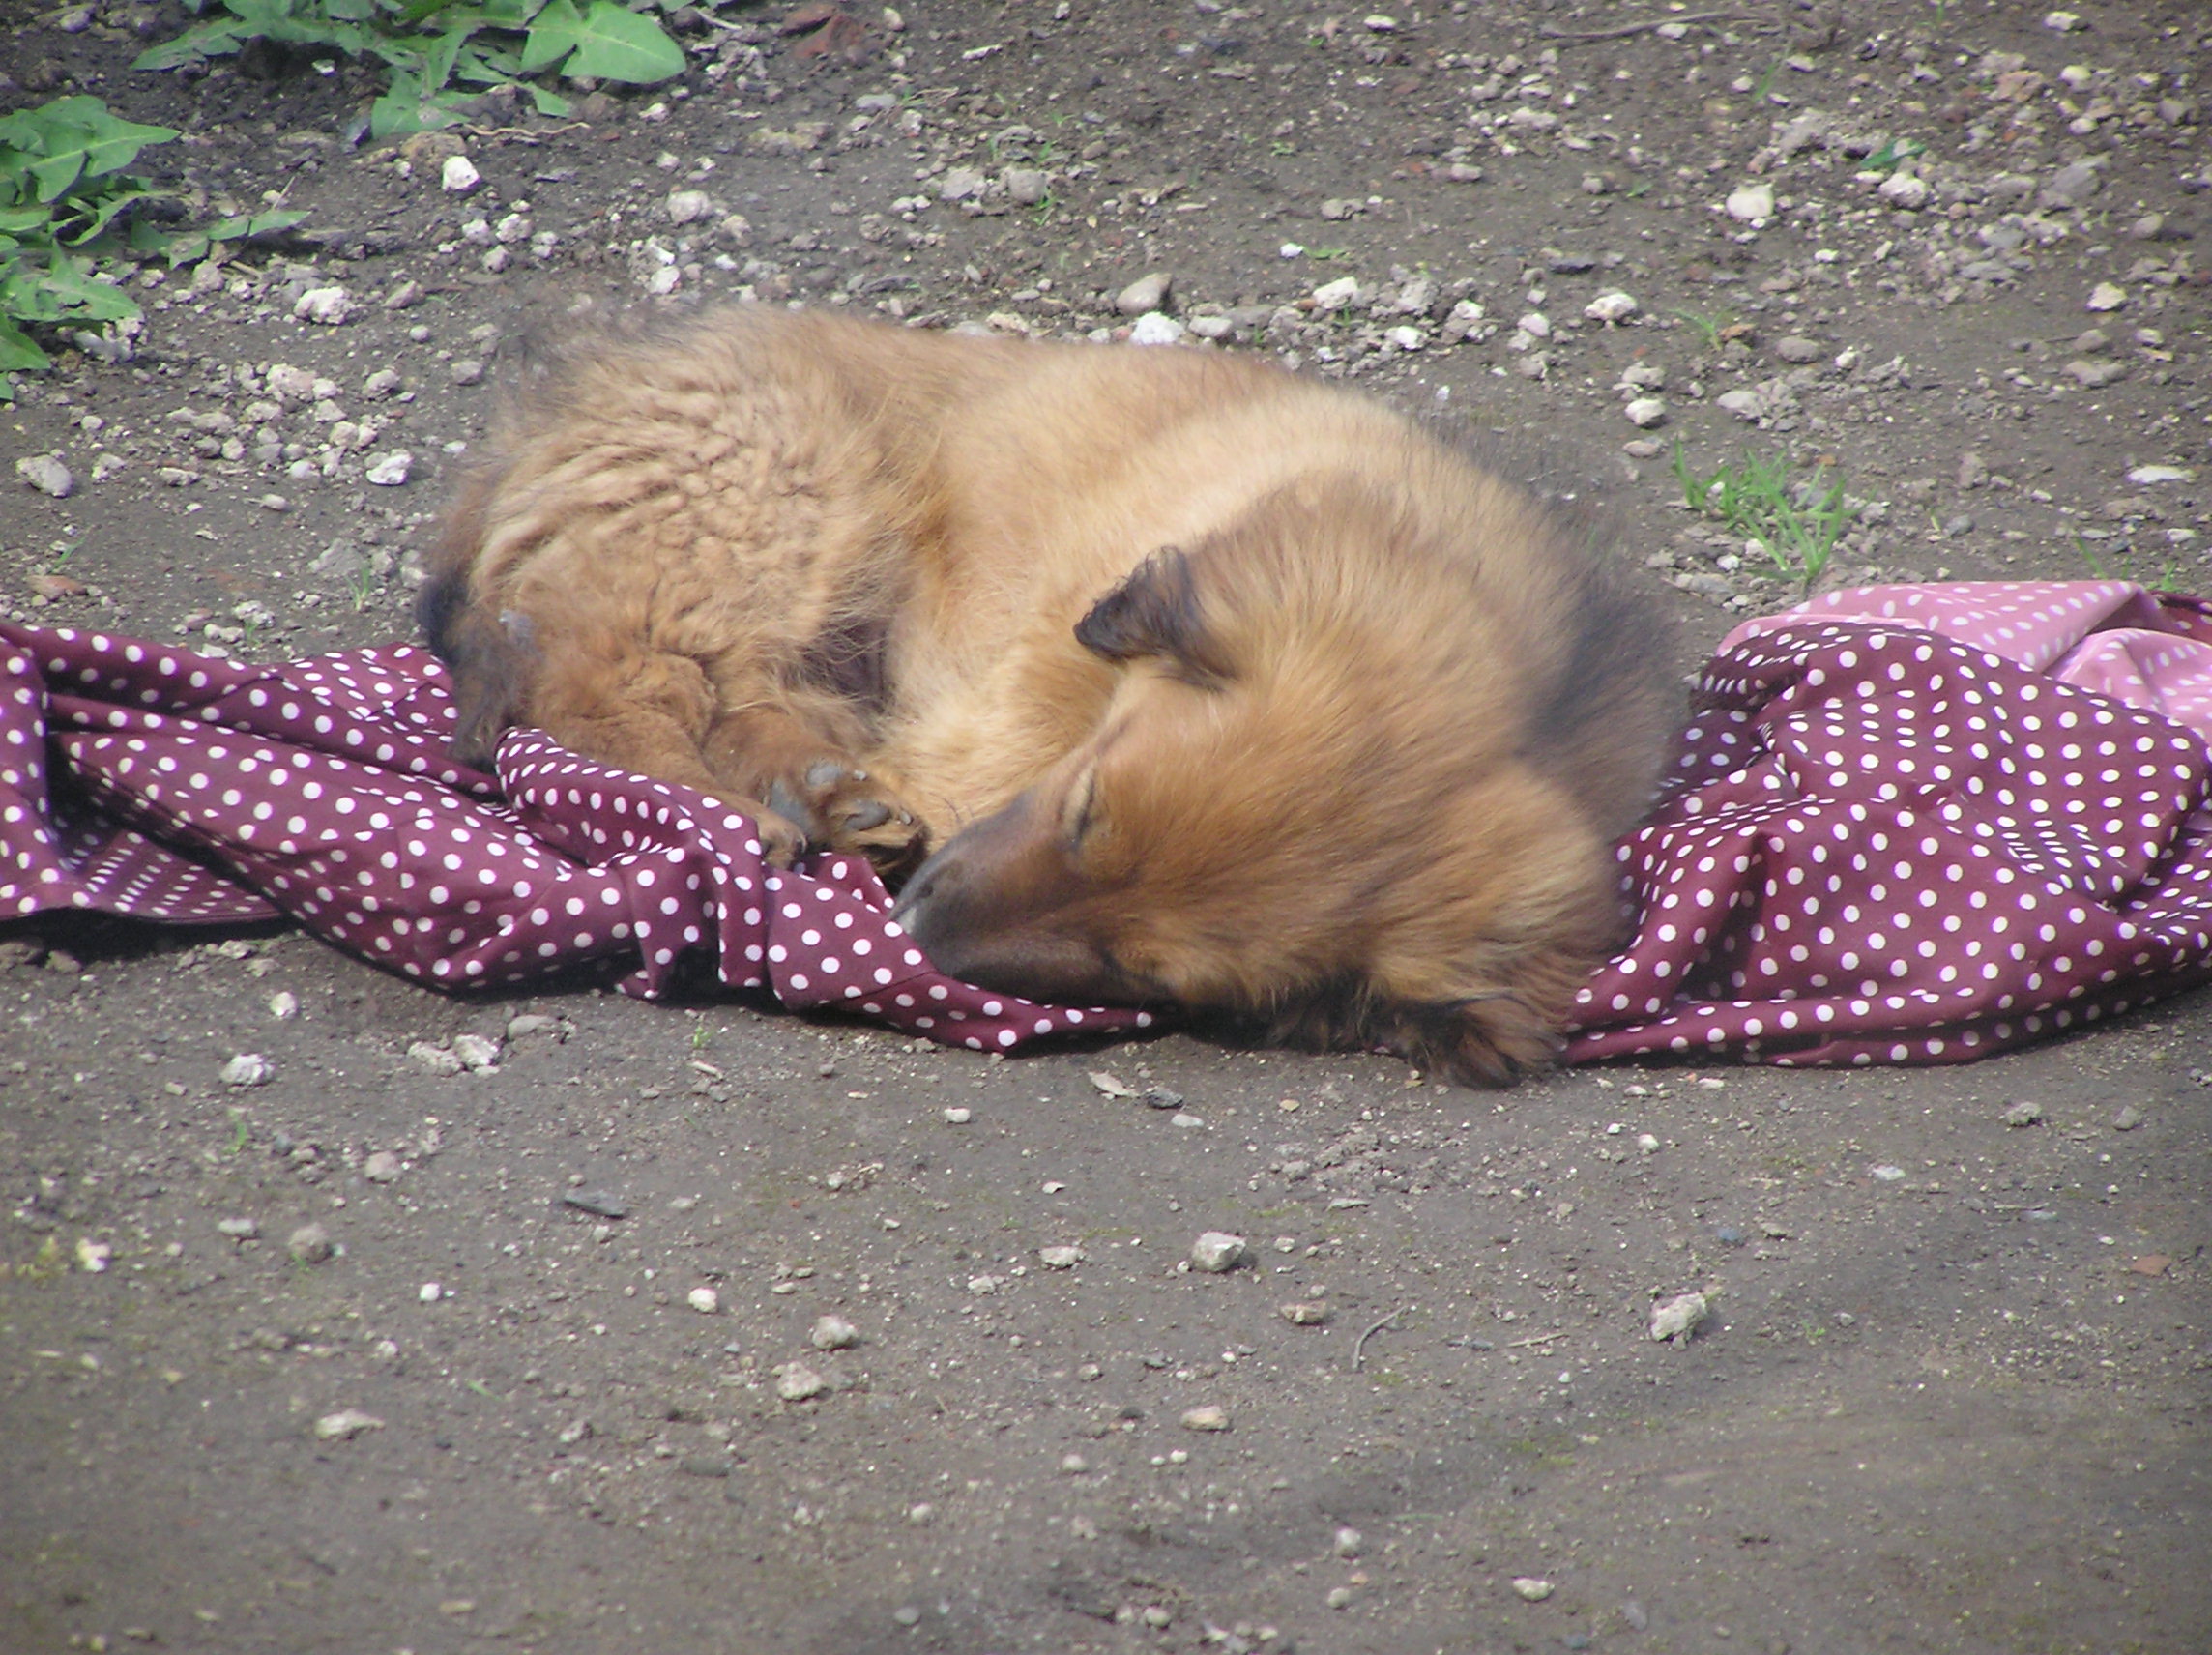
[891,481,1653,1086]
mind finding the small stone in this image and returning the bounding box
[2129,1254,2172,1277]
[943,1106,973,1124]
[1311,276,1362,310]
[1716,389,1763,421]
[936,165,987,202]
[419,1280,442,1303]
[665,189,713,224]
[687,1286,720,1314]
[1871,1164,1906,1182]
[1725,182,1775,223]
[508,1013,566,1040]
[2066,358,2127,389]
[892,1606,922,1627]
[811,1314,859,1350]
[1623,396,1668,429]
[1584,290,1639,324]
[2002,1100,2044,1127]
[1190,1232,1247,1272]
[313,1408,384,1440]
[2110,1104,2144,1131]
[1637,1133,1661,1154]
[2129,213,2166,241]
[268,991,299,1020]
[221,1053,273,1088]
[774,1362,829,1402]
[363,1150,403,1183]
[1128,312,1187,347]
[1324,1586,1354,1610]
[408,1040,465,1075]
[1623,439,1663,459]
[441,155,480,193]
[1877,172,1929,210]
[1115,271,1174,315]
[1280,1300,1329,1324]
[1038,1244,1086,1269]
[449,359,485,386]
[287,1223,334,1264]
[561,1190,628,1219]
[1179,1404,1230,1432]
[364,451,414,486]
[1060,1452,1090,1474]
[1333,1525,1364,1558]
[293,286,355,325]
[1649,1290,1710,1342]
[1004,167,1049,206]
[450,1032,502,1072]
[75,1238,110,1273]
[2043,160,2103,209]
[2042,10,2081,31]
[679,1454,733,1477]
[2126,465,2192,485]
[1775,334,1823,363]
[2085,282,2128,312]
[1510,1577,1556,1602]
[16,454,74,498]
[1383,324,1426,351]
[907,1503,935,1525]
[216,1217,259,1240]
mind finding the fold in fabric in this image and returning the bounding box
[4,580,2209,1071]
[0,623,1146,1055]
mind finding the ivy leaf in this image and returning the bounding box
[526,0,682,84]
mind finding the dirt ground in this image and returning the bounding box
[4,1,2210,1651]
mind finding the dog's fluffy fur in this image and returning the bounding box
[420,307,1674,1085]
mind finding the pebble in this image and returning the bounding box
[419,1280,442,1303]
[1623,396,1667,429]
[943,1106,973,1124]
[2067,358,2127,389]
[75,1238,110,1272]
[1725,183,1775,223]
[441,155,480,193]
[937,165,987,202]
[1510,1577,1556,1602]
[16,454,74,497]
[287,1223,334,1264]
[665,189,713,224]
[2043,160,2103,209]
[1038,1244,1086,1269]
[1311,276,1362,310]
[312,1408,384,1440]
[1870,1164,1906,1182]
[1060,1452,1089,1474]
[2002,1100,2044,1127]
[1113,272,1173,315]
[216,1217,259,1239]
[1333,1525,1363,1558]
[1649,1290,1711,1343]
[1637,1133,1660,1154]
[1129,312,1187,347]
[679,1454,733,1477]
[2085,282,2128,312]
[450,359,485,387]
[1190,1232,1247,1272]
[1280,1300,1329,1324]
[810,1314,859,1350]
[294,286,355,325]
[1877,172,1930,210]
[364,450,414,486]
[1775,334,1823,363]
[2126,465,2192,485]
[561,1190,628,1219]
[1324,1586,1354,1610]
[1179,1405,1230,1432]
[450,1032,502,1072]
[408,1040,466,1076]
[268,991,299,1020]
[1584,290,1639,324]
[774,1362,829,1402]
[221,1053,273,1088]
[1715,388,1764,421]
[2110,1104,2144,1131]
[508,1013,567,1040]
[1004,167,1048,206]
[687,1286,720,1313]
[363,1150,403,1183]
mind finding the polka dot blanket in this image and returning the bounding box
[3,578,2209,1071]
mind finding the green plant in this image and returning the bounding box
[2072,530,2183,593]
[1861,136,1927,176]
[346,560,379,612]
[1667,305,1739,353]
[1671,443,1857,592]
[0,95,306,397]
[136,0,687,140]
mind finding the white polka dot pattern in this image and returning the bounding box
[0,623,1146,1055]
[1565,582,2212,1069]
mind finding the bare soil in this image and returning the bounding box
[3,3,2209,1652]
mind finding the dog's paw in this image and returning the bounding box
[747,802,810,869]
[767,761,929,878]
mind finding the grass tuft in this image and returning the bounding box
[1671,444,1857,593]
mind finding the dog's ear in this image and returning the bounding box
[1074,548,1233,686]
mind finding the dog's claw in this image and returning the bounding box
[762,760,929,877]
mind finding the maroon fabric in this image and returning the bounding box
[1562,583,2212,1067]
[0,623,1146,1054]
[5,581,2211,1071]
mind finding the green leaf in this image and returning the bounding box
[0,316,53,373]
[519,0,582,73]
[61,183,160,247]
[34,257,144,323]
[131,17,250,69]
[4,99,179,202]
[564,2,683,84]
[418,23,469,94]
[526,82,571,117]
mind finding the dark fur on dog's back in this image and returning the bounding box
[422,306,1675,1084]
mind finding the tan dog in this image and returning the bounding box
[420,307,1673,1084]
